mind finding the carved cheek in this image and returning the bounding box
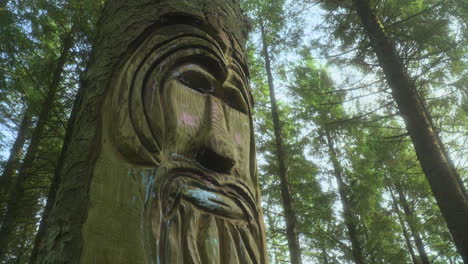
[234,133,242,145]
[226,108,251,177]
[179,112,199,128]
[236,123,251,158]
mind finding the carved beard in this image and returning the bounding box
[151,167,263,264]
[110,22,267,264]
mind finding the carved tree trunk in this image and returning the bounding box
[394,183,430,264]
[388,187,418,264]
[351,0,468,260]
[324,129,366,264]
[0,33,73,260]
[31,1,268,263]
[260,20,303,264]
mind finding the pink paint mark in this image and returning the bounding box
[212,101,220,112]
[235,133,242,145]
[180,112,198,127]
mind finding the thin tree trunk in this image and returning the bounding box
[0,32,73,260]
[0,105,33,210]
[29,82,83,264]
[260,20,303,264]
[351,0,468,260]
[321,247,331,264]
[389,187,418,264]
[324,129,366,264]
[394,183,430,264]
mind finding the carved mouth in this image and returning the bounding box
[161,168,255,221]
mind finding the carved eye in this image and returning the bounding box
[175,65,215,94]
[169,63,249,114]
[218,86,249,114]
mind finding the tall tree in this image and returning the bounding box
[288,52,423,263]
[251,79,333,263]
[259,20,303,264]
[242,0,306,262]
[370,116,462,263]
[388,187,419,264]
[289,58,367,264]
[0,29,75,260]
[324,129,366,264]
[0,0,36,208]
[394,182,430,264]
[0,105,33,210]
[349,0,468,260]
[310,0,467,259]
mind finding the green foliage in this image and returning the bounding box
[0,0,101,262]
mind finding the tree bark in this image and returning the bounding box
[324,129,366,264]
[389,187,418,264]
[321,247,331,264]
[351,0,468,260]
[260,20,303,264]
[0,104,33,213]
[0,32,73,260]
[31,1,267,263]
[394,183,430,264]
[29,83,83,264]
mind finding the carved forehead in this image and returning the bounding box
[128,13,249,72]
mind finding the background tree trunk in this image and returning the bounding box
[260,20,303,264]
[0,33,73,260]
[351,0,468,260]
[0,104,33,213]
[394,183,430,264]
[325,129,366,264]
[29,86,83,264]
[389,187,418,264]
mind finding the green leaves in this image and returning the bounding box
[0,0,101,262]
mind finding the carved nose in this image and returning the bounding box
[196,97,236,174]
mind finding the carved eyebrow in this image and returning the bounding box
[168,52,227,81]
[223,70,250,112]
[172,64,218,94]
[227,60,253,109]
[168,63,249,114]
[217,82,249,114]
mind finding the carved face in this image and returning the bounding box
[159,61,254,211]
[110,22,266,263]
[153,60,262,264]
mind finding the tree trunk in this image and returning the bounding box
[324,129,366,264]
[389,187,418,264]
[0,32,73,260]
[351,0,468,260]
[260,20,303,264]
[321,247,331,264]
[31,1,268,263]
[394,183,430,264]
[29,84,83,264]
[0,104,33,213]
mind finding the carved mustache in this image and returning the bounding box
[159,166,257,223]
